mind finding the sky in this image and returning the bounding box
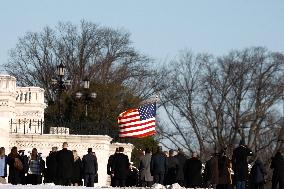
[0,0,284,71]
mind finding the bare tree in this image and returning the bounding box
[157,47,284,160]
[4,20,152,103]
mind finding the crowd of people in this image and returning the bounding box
[0,142,98,187]
[0,140,284,189]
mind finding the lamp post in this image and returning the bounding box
[76,78,97,118]
[51,63,71,134]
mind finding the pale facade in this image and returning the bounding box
[0,74,133,185]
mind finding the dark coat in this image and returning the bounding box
[82,153,98,174]
[126,167,139,186]
[56,148,74,179]
[232,145,252,181]
[107,154,115,175]
[251,159,266,184]
[218,155,232,184]
[150,152,167,175]
[165,156,179,185]
[46,151,57,183]
[184,157,202,187]
[111,152,130,179]
[270,152,284,187]
[175,152,187,181]
[72,157,82,184]
[7,154,22,184]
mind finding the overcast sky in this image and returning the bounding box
[0,0,284,70]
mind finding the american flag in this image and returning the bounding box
[118,102,156,138]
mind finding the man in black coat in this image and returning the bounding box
[46,147,57,184]
[82,148,98,187]
[232,140,253,189]
[271,151,284,189]
[175,148,187,186]
[150,146,167,185]
[107,148,118,186]
[165,149,179,185]
[111,147,130,187]
[184,152,202,188]
[56,142,74,186]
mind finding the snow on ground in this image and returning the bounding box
[0,183,208,189]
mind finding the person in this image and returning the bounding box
[27,148,43,185]
[175,148,187,187]
[184,152,202,188]
[204,152,219,189]
[232,140,253,189]
[111,146,130,187]
[56,142,74,186]
[270,151,284,189]
[7,146,23,185]
[72,150,82,186]
[45,146,57,184]
[107,148,119,186]
[19,150,29,185]
[165,149,179,185]
[150,146,167,185]
[139,147,153,187]
[126,162,139,186]
[82,148,98,187]
[250,158,266,189]
[217,148,232,189]
[0,147,7,184]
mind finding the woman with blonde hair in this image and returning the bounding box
[72,150,82,186]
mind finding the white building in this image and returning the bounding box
[0,74,133,186]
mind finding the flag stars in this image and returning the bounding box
[139,103,156,120]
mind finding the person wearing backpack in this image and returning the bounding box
[250,158,266,189]
[7,146,23,185]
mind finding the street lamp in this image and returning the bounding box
[76,78,97,117]
[51,63,71,134]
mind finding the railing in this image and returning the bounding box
[9,119,43,134]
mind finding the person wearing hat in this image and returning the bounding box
[82,148,98,187]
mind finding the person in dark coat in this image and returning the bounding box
[56,142,74,186]
[126,162,139,186]
[232,140,253,189]
[165,149,179,185]
[139,147,153,187]
[107,148,118,186]
[111,146,130,187]
[45,147,57,183]
[175,148,187,186]
[217,148,232,189]
[7,146,23,185]
[150,146,167,185]
[250,158,266,189]
[72,150,82,186]
[270,151,284,189]
[82,148,98,187]
[18,150,29,185]
[184,152,202,188]
[0,147,8,184]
